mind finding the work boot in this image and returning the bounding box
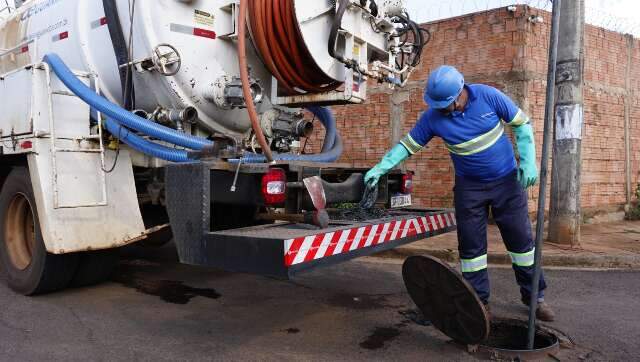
[521,297,556,322]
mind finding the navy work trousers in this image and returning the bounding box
[454,171,546,304]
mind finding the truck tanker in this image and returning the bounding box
[0,0,455,295]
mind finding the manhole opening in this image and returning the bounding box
[481,318,558,352]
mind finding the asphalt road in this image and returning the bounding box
[0,244,639,361]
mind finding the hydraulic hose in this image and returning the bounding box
[239,107,343,163]
[102,0,135,110]
[248,0,341,95]
[43,53,213,151]
[104,118,192,163]
[328,0,350,64]
[238,0,274,163]
[308,106,336,153]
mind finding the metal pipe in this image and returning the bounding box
[257,210,329,228]
[133,109,149,119]
[238,0,274,163]
[156,107,198,124]
[527,0,562,350]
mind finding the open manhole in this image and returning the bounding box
[403,256,561,359]
[478,318,560,360]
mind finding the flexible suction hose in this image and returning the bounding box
[238,0,274,163]
[104,118,192,163]
[310,106,336,153]
[43,53,213,151]
[240,107,343,163]
[45,53,341,164]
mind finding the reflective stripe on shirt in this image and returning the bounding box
[509,109,530,127]
[400,134,424,155]
[445,122,505,156]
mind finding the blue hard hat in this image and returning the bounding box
[423,65,465,109]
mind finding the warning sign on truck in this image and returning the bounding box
[195,9,214,27]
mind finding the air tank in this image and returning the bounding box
[0,0,396,138]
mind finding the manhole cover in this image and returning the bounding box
[402,255,489,345]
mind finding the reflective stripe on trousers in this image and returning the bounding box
[509,248,535,267]
[461,254,488,273]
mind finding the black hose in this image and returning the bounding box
[369,0,378,17]
[102,0,135,110]
[328,0,350,63]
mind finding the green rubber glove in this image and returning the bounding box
[364,144,410,188]
[513,123,538,189]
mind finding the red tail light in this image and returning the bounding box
[262,168,287,206]
[401,172,414,194]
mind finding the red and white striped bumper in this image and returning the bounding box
[285,211,456,267]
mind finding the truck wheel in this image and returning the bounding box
[0,167,79,295]
[70,249,119,288]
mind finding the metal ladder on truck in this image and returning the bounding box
[42,62,109,210]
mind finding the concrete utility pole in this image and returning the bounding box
[548,0,585,247]
[390,88,411,171]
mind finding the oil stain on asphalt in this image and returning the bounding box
[358,309,434,350]
[359,327,402,350]
[111,263,221,304]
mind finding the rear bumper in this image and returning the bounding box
[165,162,456,278]
[283,210,456,275]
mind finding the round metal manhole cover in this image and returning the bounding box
[402,255,489,345]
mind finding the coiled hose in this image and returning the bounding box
[104,118,192,163]
[248,0,341,96]
[239,106,343,163]
[43,53,213,151]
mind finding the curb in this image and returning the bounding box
[374,247,640,270]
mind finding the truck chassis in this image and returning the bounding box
[0,63,456,294]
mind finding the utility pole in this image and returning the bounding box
[548,0,585,247]
[390,88,410,171]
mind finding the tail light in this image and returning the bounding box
[262,168,287,206]
[401,172,414,194]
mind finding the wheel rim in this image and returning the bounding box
[4,193,36,270]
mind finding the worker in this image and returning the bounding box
[365,65,554,321]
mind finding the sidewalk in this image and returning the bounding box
[375,220,640,269]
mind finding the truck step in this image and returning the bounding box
[184,209,454,278]
[165,163,457,278]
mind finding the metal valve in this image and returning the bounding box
[151,44,182,76]
[118,43,182,76]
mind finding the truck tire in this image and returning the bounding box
[70,249,119,288]
[0,167,79,295]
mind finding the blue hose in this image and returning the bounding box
[44,53,342,163]
[104,118,192,163]
[43,53,213,151]
[307,106,335,152]
[238,106,343,163]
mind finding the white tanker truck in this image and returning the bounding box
[0,0,456,295]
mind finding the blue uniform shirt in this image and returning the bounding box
[400,84,530,182]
